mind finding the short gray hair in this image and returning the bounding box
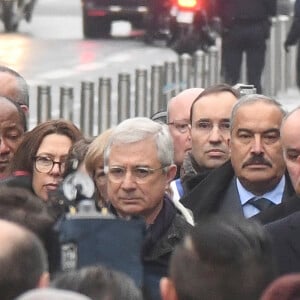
[104,117,174,169]
[230,94,286,132]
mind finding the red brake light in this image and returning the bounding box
[177,0,198,9]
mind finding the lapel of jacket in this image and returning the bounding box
[218,176,244,216]
[181,161,235,221]
[286,212,300,257]
[282,171,296,201]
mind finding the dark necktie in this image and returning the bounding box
[246,197,275,211]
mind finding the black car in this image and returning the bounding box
[81,0,148,38]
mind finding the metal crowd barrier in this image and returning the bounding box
[33,15,295,136]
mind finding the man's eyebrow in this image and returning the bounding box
[286,148,300,153]
[196,119,211,122]
[236,128,252,133]
[236,128,280,133]
[1,124,23,131]
[262,128,280,134]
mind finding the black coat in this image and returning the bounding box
[285,0,300,46]
[142,197,192,300]
[181,161,296,224]
[265,210,300,275]
[215,0,276,29]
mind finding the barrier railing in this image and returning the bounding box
[31,16,296,135]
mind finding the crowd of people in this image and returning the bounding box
[0,1,299,300]
[1,13,300,297]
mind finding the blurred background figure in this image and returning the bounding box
[160,217,276,300]
[260,274,300,300]
[63,137,93,177]
[0,219,49,300]
[85,128,113,209]
[16,288,92,300]
[0,65,29,115]
[285,0,300,89]
[51,265,143,300]
[215,0,277,93]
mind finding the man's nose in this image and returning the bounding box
[0,138,10,154]
[251,135,263,154]
[209,125,222,142]
[120,171,136,188]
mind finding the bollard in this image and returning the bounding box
[59,86,74,121]
[193,50,206,88]
[178,53,193,91]
[163,61,177,106]
[240,53,247,84]
[37,85,51,124]
[118,73,131,123]
[264,17,277,96]
[135,68,148,117]
[150,64,164,116]
[207,46,220,87]
[276,15,290,94]
[98,78,112,133]
[286,16,297,89]
[287,43,297,89]
[80,81,94,137]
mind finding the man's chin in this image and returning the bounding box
[0,165,8,177]
[205,158,228,169]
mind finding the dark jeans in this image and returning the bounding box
[222,22,268,93]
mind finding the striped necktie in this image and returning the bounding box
[246,197,275,211]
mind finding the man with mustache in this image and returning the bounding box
[181,94,295,223]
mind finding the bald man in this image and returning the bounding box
[167,88,203,177]
[0,66,29,114]
[258,106,300,224]
[0,219,49,300]
[0,96,26,177]
[264,107,300,276]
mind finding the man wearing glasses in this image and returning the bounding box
[167,88,204,179]
[103,117,191,300]
[170,84,239,200]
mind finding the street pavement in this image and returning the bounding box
[277,87,300,112]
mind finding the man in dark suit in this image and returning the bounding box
[264,107,300,275]
[181,94,295,223]
[215,0,276,93]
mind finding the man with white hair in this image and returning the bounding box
[104,117,191,300]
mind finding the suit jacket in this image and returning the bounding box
[265,211,300,275]
[180,161,296,224]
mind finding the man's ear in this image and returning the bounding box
[37,271,50,288]
[227,138,231,154]
[160,277,178,300]
[167,164,177,183]
[20,104,29,115]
